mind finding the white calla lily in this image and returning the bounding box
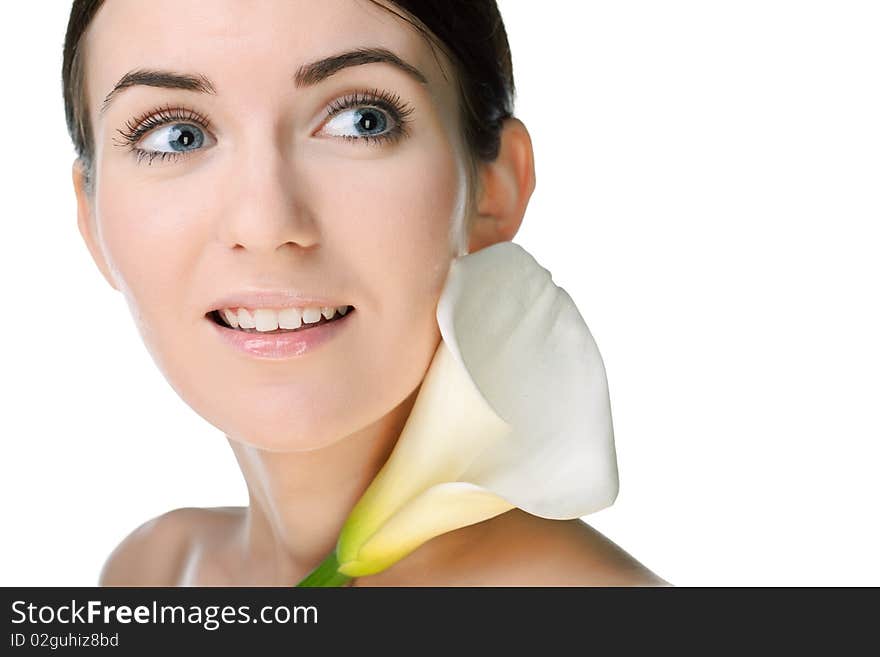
[297,240,618,586]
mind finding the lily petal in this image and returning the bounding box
[304,240,619,584]
[436,241,619,519]
[336,339,512,566]
[338,481,515,577]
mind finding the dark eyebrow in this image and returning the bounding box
[100,71,215,116]
[99,46,428,117]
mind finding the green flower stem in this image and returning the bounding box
[296,549,353,587]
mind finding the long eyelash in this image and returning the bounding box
[115,88,414,166]
[113,104,212,166]
[324,87,415,147]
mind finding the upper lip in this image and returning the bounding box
[206,290,353,313]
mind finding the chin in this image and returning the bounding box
[217,402,354,452]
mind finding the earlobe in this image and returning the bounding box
[468,117,537,254]
[72,159,119,292]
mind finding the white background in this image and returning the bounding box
[1,1,877,586]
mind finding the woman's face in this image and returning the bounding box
[78,0,472,450]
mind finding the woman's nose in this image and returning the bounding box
[216,140,320,254]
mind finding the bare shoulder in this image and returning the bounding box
[98,507,233,586]
[462,510,672,587]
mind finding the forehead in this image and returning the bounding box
[83,0,451,125]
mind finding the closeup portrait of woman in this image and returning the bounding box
[60,0,668,587]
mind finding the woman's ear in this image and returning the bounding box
[468,117,537,253]
[72,158,119,291]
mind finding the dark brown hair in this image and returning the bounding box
[62,0,516,215]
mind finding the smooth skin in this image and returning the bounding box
[73,0,668,587]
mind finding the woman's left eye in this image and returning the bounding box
[320,106,404,146]
[318,88,414,147]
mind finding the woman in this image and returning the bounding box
[63,0,669,586]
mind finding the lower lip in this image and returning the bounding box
[207,309,355,359]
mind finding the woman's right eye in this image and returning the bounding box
[113,104,214,166]
[138,123,207,155]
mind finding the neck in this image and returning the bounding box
[226,385,420,585]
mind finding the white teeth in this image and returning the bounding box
[221,308,240,328]
[237,308,256,329]
[217,305,351,331]
[277,307,303,329]
[253,309,278,331]
[302,307,322,324]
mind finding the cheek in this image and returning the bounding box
[332,140,465,310]
[95,171,210,350]
[312,137,465,424]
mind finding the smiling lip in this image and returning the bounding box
[206,290,353,313]
[207,307,355,359]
